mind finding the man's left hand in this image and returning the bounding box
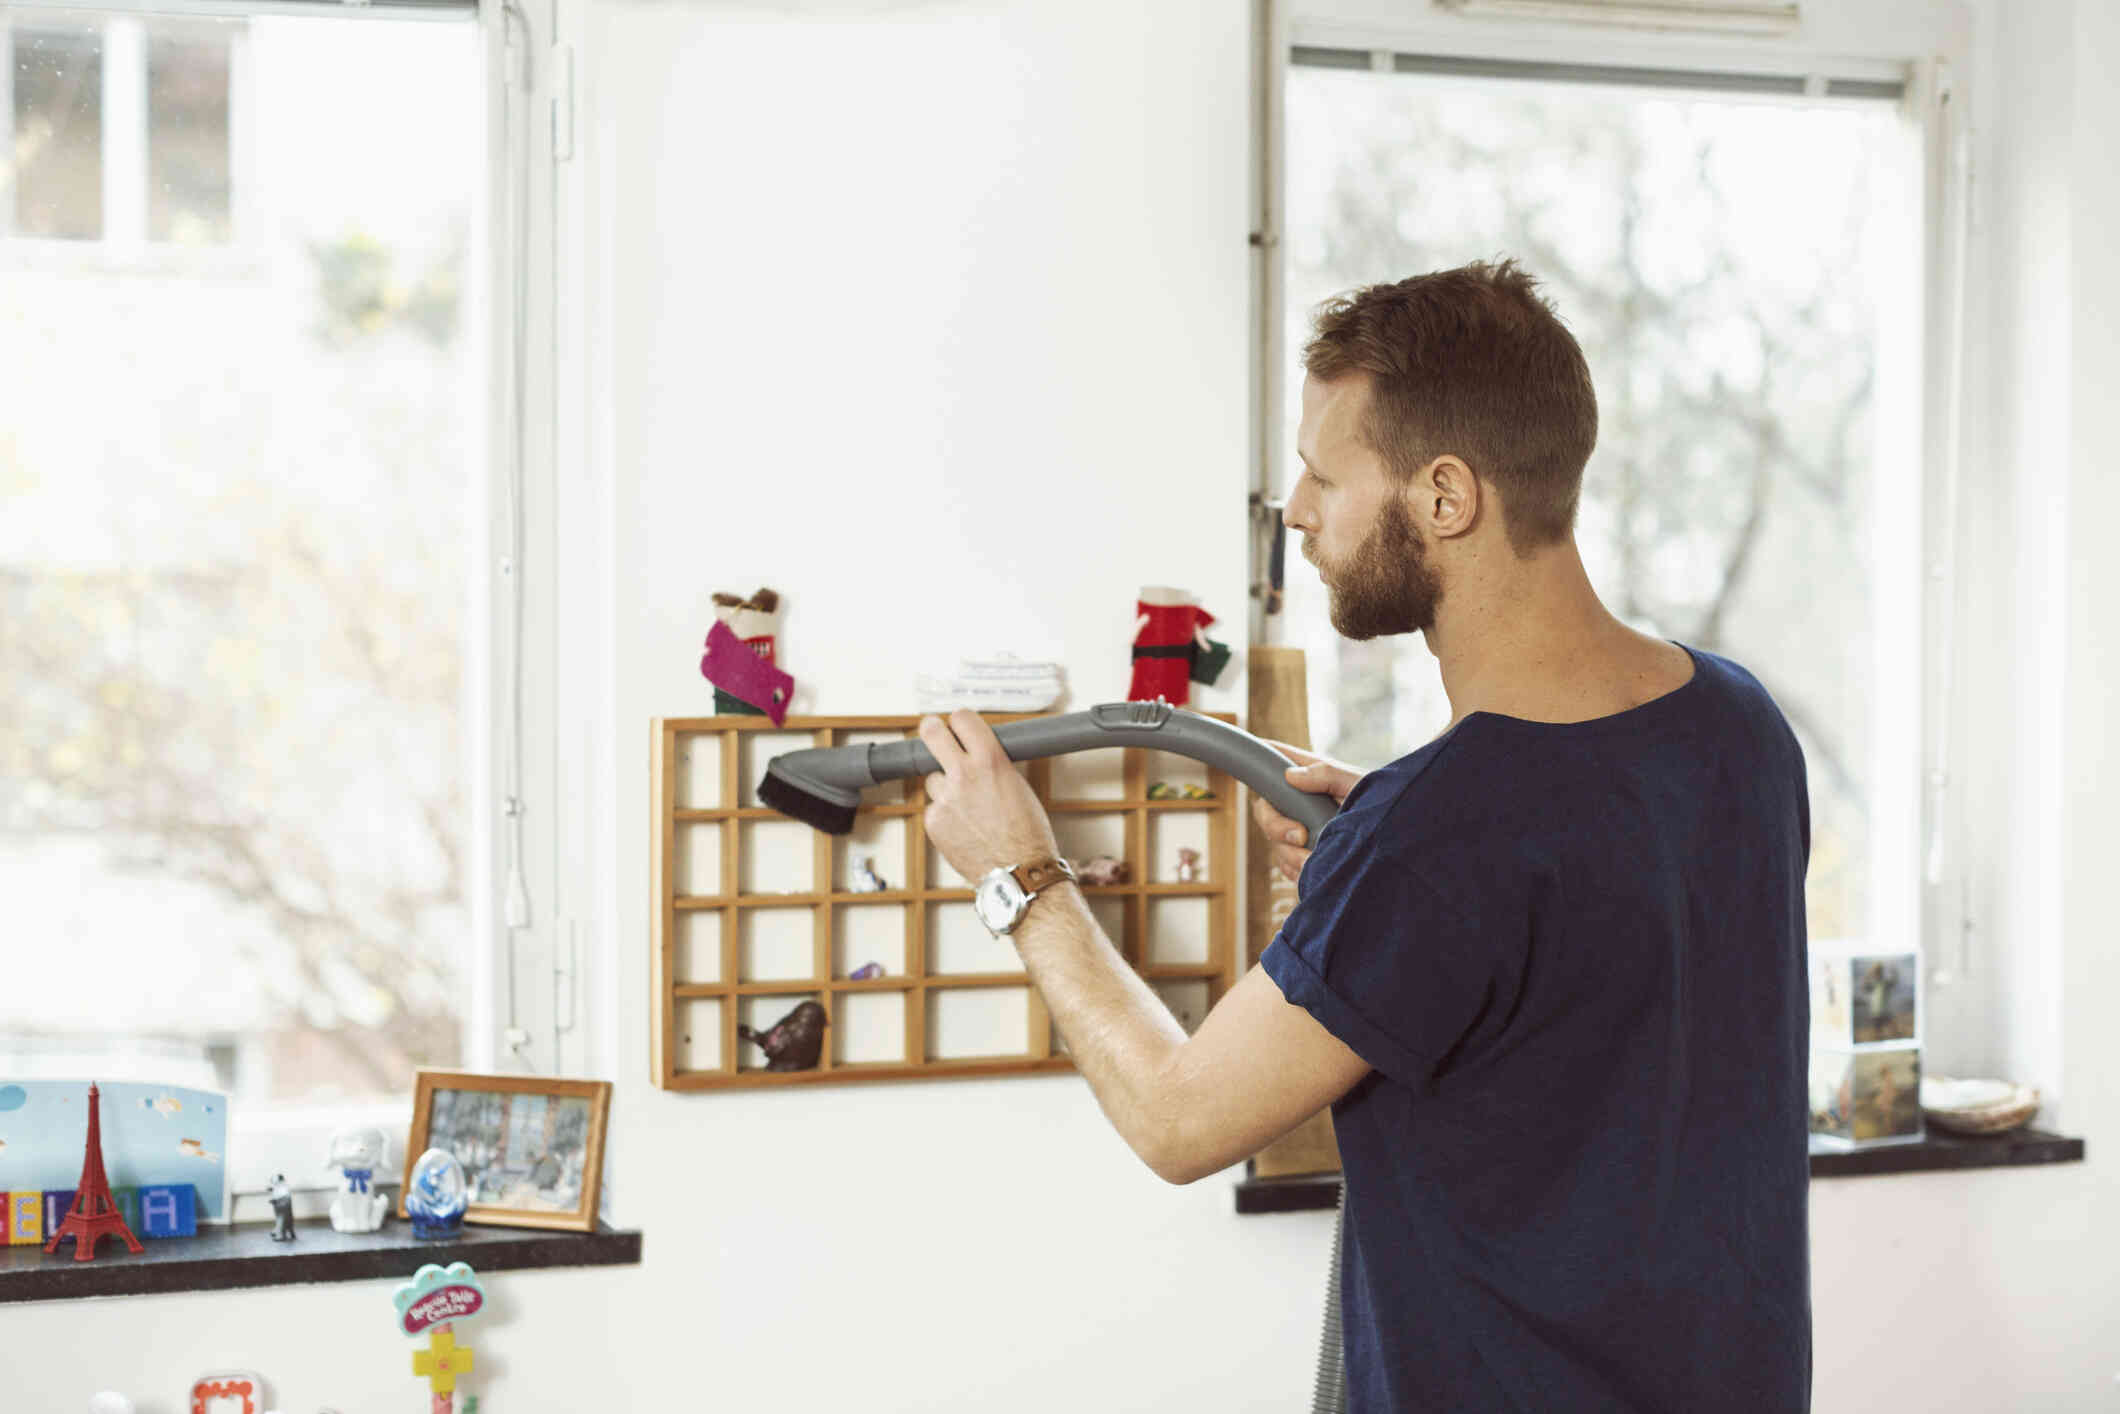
[918,709,1062,883]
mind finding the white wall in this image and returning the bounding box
[1806,1,2120,1409]
[10,2,2120,1411]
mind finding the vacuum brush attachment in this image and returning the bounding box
[758,701,1343,839]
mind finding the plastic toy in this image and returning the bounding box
[849,855,889,893]
[738,999,828,1071]
[325,1125,393,1233]
[405,1149,468,1239]
[267,1174,296,1241]
[188,1371,266,1414]
[848,961,885,981]
[396,1262,487,1413]
[1074,855,1130,887]
[1146,780,1214,799]
[1175,847,1202,884]
[42,1082,144,1261]
[701,586,794,724]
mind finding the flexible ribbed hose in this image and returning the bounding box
[1312,1185,1348,1413]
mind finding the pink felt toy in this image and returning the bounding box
[701,618,795,725]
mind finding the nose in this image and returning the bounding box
[1282,479,1314,533]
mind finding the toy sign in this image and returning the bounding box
[393,1261,487,1336]
[189,1371,263,1414]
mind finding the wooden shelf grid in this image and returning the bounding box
[650,712,1241,1091]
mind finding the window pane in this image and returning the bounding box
[11,26,105,239]
[1284,68,1911,949]
[148,24,232,244]
[0,16,484,1112]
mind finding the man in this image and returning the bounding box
[919,260,1812,1411]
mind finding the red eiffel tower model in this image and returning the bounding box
[44,1082,144,1262]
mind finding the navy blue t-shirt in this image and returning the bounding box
[1261,642,1812,1413]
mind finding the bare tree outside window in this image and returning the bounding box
[0,16,485,1110]
[1284,69,1913,947]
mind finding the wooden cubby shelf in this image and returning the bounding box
[651,711,1242,1090]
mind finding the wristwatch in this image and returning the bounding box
[973,857,1079,937]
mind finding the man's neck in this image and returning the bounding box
[1429,540,1672,728]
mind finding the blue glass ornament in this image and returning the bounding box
[405,1147,468,1239]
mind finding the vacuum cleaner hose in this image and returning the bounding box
[759,700,1341,840]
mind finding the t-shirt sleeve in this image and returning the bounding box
[1260,804,1511,1092]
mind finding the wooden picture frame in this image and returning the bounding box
[400,1070,611,1233]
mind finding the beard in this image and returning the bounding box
[1303,492,1443,640]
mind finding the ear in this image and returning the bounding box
[1413,455,1480,539]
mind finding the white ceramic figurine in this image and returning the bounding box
[325,1124,393,1233]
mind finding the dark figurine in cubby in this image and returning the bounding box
[739,1000,828,1071]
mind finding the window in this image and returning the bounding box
[4,16,237,249]
[0,7,493,1184]
[1277,49,1923,954]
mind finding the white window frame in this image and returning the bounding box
[0,9,261,275]
[0,0,593,1220]
[1258,1,1986,1062]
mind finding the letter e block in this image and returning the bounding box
[6,1191,43,1246]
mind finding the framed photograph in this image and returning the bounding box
[400,1070,611,1233]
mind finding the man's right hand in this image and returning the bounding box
[1250,740,1363,884]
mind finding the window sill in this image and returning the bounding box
[1231,1127,2087,1214]
[0,1216,641,1305]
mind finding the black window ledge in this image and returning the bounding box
[1234,1127,2087,1214]
[0,1216,641,1305]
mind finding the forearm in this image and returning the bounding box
[1010,880,1190,1180]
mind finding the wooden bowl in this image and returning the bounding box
[1920,1076,2041,1135]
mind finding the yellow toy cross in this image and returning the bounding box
[412,1325,477,1396]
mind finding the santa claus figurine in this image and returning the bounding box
[1127,586,1229,707]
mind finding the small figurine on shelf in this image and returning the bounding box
[1147,781,1215,800]
[267,1173,297,1241]
[1128,586,1230,707]
[1175,847,1202,884]
[701,586,795,725]
[1074,855,1130,887]
[848,961,885,981]
[325,1124,393,1233]
[405,1148,469,1240]
[738,999,828,1071]
[849,856,889,893]
[42,1081,144,1262]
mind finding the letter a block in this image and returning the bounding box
[139,1184,198,1238]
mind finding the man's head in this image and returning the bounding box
[1286,260,1598,640]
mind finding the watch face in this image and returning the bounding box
[974,873,1025,932]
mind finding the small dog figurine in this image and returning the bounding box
[325,1125,393,1233]
[267,1175,296,1241]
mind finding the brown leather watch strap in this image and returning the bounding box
[1009,856,1078,897]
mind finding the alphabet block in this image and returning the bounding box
[43,1190,75,1235]
[139,1183,198,1238]
[110,1186,139,1228]
[5,1191,41,1246]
